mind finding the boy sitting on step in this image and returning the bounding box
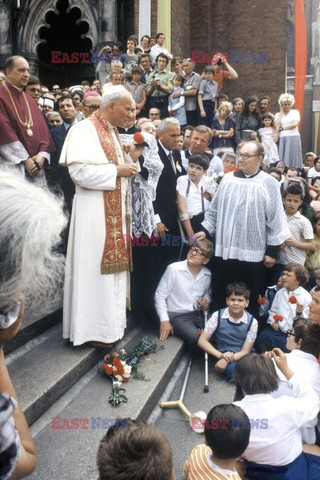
[198,282,258,380]
[155,239,213,347]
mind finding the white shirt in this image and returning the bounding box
[176,175,210,216]
[154,260,211,322]
[206,155,224,177]
[150,44,173,65]
[307,167,320,179]
[272,349,320,443]
[205,307,258,343]
[267,286,311,332]
[275,109,300,137]
[277,211,313,266]
[234,374,320,466]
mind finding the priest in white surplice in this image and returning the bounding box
[195,141,290,317]
[59,86,143,347]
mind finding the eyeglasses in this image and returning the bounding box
[52,87,60,91]
[29,88,41,93]
[189,247,206,257]
[149,112,160,117]
[286,329,295,337]
[237,153,259,160]
[84,104,100,111]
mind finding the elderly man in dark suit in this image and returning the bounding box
[153,118,186,279]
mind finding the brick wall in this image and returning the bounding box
[187,0,288,114]
[171,0,191,59]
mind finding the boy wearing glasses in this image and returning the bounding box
[198,282,257,380]
[155,239,213,345]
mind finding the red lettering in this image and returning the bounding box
[61,52,70,63]
[150,235,159,246]
[70,418,79,429]
[201,53,210,65]
[140,235,149,246]
[61,418,71,429]
[191,50,202,64]
[211,418,220,429]
[191,417,203,429]
[220,418,229,429]
[79,53,89,64]
[51,417,62,429]
[131,236,141,246]
[70,52,79,63]
[51,51,61,63]
[79,419,89,429]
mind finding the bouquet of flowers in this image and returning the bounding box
[100,337,163,406]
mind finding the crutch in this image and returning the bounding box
[160,354,207,433]
[203,309,209,393]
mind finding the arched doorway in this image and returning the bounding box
[37,0,95,87]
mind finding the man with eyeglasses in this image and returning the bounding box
[155,239,213,342]
[24,76,41,104]
[148,107,161,120]
[81,91,101,118]
[195,141,289,317]
[177,59,201,126]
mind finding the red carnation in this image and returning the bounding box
[133,132,145,145]
[288,295,298,304]
[273,314,284,322]
[258,296,267,305]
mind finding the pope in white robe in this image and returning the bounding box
[59,87,141,346]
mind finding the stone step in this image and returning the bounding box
[7,315,143,426]
[28,325,184,480]
[4,308,62,355]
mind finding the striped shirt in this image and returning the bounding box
[184,444,242,480]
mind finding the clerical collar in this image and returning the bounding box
[159,140,170,156]
[234,168,261,179]
[6,82,23,92]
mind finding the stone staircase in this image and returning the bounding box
[6,311,185,480]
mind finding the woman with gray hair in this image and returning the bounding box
[274,93,303,169]
[0,171,67,479]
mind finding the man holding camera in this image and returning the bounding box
[211,53,238,92]
[145,53,173,118]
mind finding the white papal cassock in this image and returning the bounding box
[60,119,128,346]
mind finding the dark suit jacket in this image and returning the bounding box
[153,141,186,235]
[47,124,75,211]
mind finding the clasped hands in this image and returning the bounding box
[25,154,45,176]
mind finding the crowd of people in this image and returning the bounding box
[0,29,320,479]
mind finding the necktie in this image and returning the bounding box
[168,151,176,173]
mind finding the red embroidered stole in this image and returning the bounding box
[89,110,131,274]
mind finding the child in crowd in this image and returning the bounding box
[258,276,283,324]
[168,74,186,127]
[155,239,213,347]
[198,282,258,381]
[184,404,250,480]
[258,263,311,351]
[97,419,174,480]
[258,112,280,167]
[177,154,213,237]
[198,66,218,127]
[305,215,320,287]
[275,183,314,280]
[307,156,320,200]
[124,66,146,115]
